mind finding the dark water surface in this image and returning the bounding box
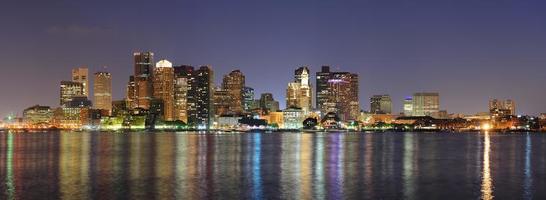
[1,132,545,200]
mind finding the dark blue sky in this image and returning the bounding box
[1,0,546,117]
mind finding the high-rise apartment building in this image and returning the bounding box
[72,67,89,97]
[152,60,175,121]
[93,72,112,115]
[286,66,312,113]
[370,95,392,114]
[222,70,245,114]
[213,88,232,116]
[489,99,516,117]
[173,65,194,123]
[315,66,359,121]
[189,66,214,129]
[260,93,280,113]
[412,92,440,117]
[60,81,84,106]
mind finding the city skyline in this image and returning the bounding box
[2,1,546,117]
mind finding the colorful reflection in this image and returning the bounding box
[0,132,545,199]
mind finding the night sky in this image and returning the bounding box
[1,0,546,117]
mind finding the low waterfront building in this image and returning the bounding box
[23,105,53,126]
[283,107,304,129]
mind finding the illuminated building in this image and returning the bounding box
[72,67,89,97]
[266,111,284,128]
[111,100,128,116]
[93,72,112,115]
[259,93,280,113]
[213,88,232,116]
[131,52,154,109]
[370,95,392,114]
[222,70,245,114]
[23,105,53,126]
[315,66,359,121]
[412,92,440,117]
[489,99,516,118]
[403,97,413,116]
[283,107,304,129]
[126,76,136,108]
[61,96,92,128]
[173,65,194,123]
[152,60,175,121]
[243,87,254,112]
[286,66,312,113]
[188,66,214,129]
[60,81,84,107]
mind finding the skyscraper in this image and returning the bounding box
[189,66,214,129]
[213,88,232,116]
[286,66,312,113]
[370,95,392,114]
[72,67,89,97]
[152,60,175,121]
[412,92,440,117]
[222,70,245,114]
[260,93,280,113]
[403,97,413,116]
[93,72,112,115]
[60,81,83,107]
[173,65,194,123]
[315,66,359,121]
[131,52,154,109]
[243,87,255,112]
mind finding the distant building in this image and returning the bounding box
[189,66,214,129]
[93,72,112,115]
[72,67,89,97]
[213,88,232,116]
[131,52,154,109]
[23,105,53,126]
[489,99,516,116]
[315,66,359,121]
[412,92,439,117]
[243,87,255,112]
[173,65,194,123]
[61,96,93,128]
[152,60,175,121]
[286,66,312,113]
[370,95,392,114]
[403,97,413,116]
[259,93,280,113]
[60,81,84,107]
[222,70,245,114]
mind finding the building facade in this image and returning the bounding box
[60,81,84,107]
[72,67,89,97]
[222,70,245,114]
[152,60,175,121]
[131,52,154,109]
[370,95,392,114]
[286,66,312,113]
[189,66,214,129]
[93,72,112,115]
[412,92,440,117]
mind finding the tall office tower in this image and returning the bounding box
[189,66,214,129]
[60,81,84,106]
[286,67,312,113]
[370,95,392,114]
[489,99,516,117]
[259,93,280,113]
[403,97,413,116]
[412,92,440,117]
[152,60,175,121]
[315,66,359,120]
[72,67,89,97]
[213,88,232,116]
[316,66,331,112]
[133,52,154,109]
[93,72,112,115]
[173,65,194,123]
[222,70,245,114]
[242,87,254,112]
[126,76,136,109]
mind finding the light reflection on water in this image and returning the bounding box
[1,132,546,200]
